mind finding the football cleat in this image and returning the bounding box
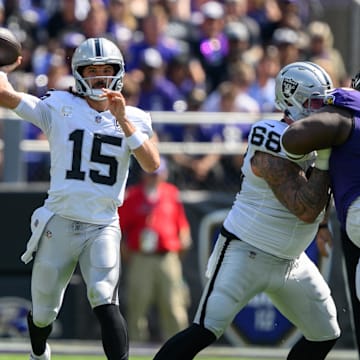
[29,343,51,360]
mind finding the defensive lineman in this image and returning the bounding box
[0,37,160,360]
[282,71,360,356]
[153,62,340,360]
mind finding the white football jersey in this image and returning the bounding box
[223,119,322,259]
[15,90,153,225]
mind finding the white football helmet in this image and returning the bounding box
[71,37,125,101]
[275,61,333,120]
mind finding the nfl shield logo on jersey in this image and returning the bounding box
[282,78,298,98]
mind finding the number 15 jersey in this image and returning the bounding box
[14,90,153,225]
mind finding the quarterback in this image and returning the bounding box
[153,62,340,360]
[0,37,160,360]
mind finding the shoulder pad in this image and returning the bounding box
[40,90,68,102]
[248,119,286,156]
[251,119,287,136]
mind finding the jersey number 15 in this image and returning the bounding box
[66,129,122,186]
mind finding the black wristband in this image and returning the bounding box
[318,223,328,229]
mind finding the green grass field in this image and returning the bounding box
[0,356,268,360]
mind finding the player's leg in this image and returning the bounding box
[80,222,128,360]
[152,323,216,360]
[286,336,337,360]
[29,215,80,358]
[268,252,340,360]
[340,227,360,355]
[153,236,269,359]
[93,303,129,360]
[152,265,224,360]
[27,312,52,360]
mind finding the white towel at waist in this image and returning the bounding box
[21,206,54,264]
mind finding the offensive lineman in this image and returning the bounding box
[152,62,340,360]
[0,37,160,360]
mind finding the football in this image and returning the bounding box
[0,27,21,66]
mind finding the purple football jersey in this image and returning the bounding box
[327,89,360,228]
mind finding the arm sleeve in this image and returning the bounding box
[13,93,52,135]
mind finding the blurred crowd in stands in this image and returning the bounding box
[0,0,351,191]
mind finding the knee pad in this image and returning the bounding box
[31,307,57,328]
[87,281,119,308]
[28,311,53,335]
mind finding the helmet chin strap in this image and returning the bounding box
[88,89,107,101]
[89,95,107,102]
[285,108,298,121]
[287,106,308,121]
[284,109,291,118]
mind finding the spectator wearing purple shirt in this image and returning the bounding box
[191,1,229,92]
[126,5,183,72]
[165,52,206,104]
[136,48,184,113]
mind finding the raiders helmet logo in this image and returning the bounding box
[282,78,298,98]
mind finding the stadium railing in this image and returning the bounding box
[0,110,283,182]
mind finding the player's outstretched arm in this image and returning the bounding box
[252,151,330,223]
[0,56,23,109]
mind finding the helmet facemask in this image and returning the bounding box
[351,72,360,91]
[71,38,125,101]
[74,64,123,101]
